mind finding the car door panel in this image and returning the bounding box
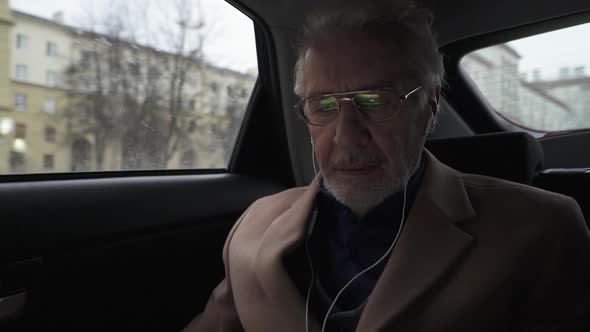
[0,175,286,332]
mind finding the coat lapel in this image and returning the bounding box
[357,151,477,330]
[251,151,476,331]
[253,178,323,331]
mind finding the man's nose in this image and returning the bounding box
[332,102,370,148]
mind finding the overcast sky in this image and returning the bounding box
[11,0,258,73]
[508,22,590,80]
[11,1,590,80]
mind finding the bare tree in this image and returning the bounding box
[64,0,218,171]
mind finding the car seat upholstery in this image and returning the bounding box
[425,132,544,185]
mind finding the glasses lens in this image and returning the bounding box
[304,96,339,125]
[299,89,401,125]
[353,90,396,120]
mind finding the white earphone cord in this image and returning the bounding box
[304,219,316,332]
[311,139,318,176]
[304,185,408,332]
[306,140,317,332]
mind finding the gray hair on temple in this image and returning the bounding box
[293,0,445,100]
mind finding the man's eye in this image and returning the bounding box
[318,97,338,111]
[354,93,384,106]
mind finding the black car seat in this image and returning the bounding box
[425,132,543,185]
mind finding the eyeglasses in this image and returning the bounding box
[295,86,422,126]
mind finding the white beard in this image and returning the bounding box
[322,152,415,218]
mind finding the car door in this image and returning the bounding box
[0,1,292,331]
[441,10,590,222]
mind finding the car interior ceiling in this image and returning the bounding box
[237,0,590,216]
[1,0,589,331]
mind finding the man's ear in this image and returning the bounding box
[423,87,440,136]
[428,86,441,120]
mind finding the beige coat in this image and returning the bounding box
[184,151,590,331]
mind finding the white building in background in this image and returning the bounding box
[461,44,574,132]
[529,75,590,129]
[0,6,256,174]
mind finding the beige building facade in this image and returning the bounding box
[462,44,590,132]
[0,2,256,175]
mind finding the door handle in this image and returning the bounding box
[0,292,26,321]
[0,257,42,322]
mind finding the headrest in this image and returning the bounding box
[425,132,544,184]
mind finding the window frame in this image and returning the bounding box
[0,0,294,188]
[14,93,27,111]
[9,151,26,173]
[46,70,57,87]
[43,154,55,170]
[16,33,28,49]
[47,41,58,57]
[79,50,93,66]
[459,24,590,134]
[441,10,590,136]
[15,64,28,81]
[45,126,57,143]
[44,99,57,115]
[15,123,26,139]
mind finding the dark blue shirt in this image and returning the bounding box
[306,155,425,330]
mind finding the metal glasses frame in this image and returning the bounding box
[295,85,422,126]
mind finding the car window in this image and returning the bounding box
[461,22,590,133]
[2,0,257,174]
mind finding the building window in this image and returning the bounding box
[79,50,92,66]
[210,82,219,93]
[46,71,57,86]
[16,34,28,49]
[15,64,28,80]
[45,126,56,143]
[460,22,590,132]
[44,99,57,115]
[15,123,26,139]
[10,151,25,172]
[43,154,55,170]
[15,93,27,111]
[79,78,90,91]
[128,62,140,76]
[3,0,258,173]
[47,41,58,56]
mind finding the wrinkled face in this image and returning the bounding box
[302,30,436,216]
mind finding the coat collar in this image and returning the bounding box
[254,150,477,331]
[356,150,476,330]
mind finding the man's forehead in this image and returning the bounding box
[307,30,398,62]
[302,38,415,96]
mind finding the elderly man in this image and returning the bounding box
[184,1,590,331]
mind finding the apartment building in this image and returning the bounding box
[0,2,256,174]
[461,44,574,132]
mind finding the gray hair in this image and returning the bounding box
[293,0,445,100]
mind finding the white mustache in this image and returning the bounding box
[328,151,383,169]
